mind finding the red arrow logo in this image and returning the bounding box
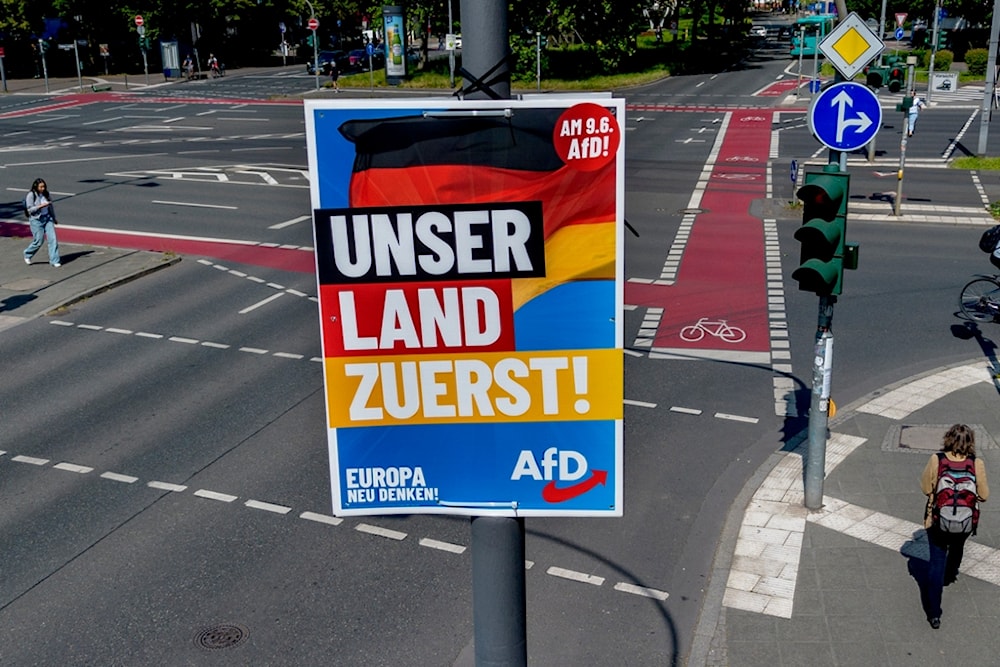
[541,469,608,503]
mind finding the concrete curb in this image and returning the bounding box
[50,255,182,314]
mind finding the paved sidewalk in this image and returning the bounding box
[0,68,284,96]
[0,224,177,331]
[692,358,1000,666]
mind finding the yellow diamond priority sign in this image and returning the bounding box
[818,12,884,81]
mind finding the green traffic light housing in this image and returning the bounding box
[792,167,852,296]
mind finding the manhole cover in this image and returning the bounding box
[194,623,249,650]
[881,424,997,454]
[898,425,947,451]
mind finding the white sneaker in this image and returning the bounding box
[23,256,30,265]
[52,262,61,268]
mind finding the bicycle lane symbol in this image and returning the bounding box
[679,318,747,343]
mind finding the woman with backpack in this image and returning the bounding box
[920,424,989,629]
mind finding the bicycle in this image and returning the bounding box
[959,274,1000,322]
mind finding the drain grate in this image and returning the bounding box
[194,623,249,650]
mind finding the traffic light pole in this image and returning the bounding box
[804,296,835,510]
[927,0,942,104]
[894,58,917,216]
[39,40,50,93]
[793,165,853,511]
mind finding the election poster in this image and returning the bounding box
[304,97,625,517]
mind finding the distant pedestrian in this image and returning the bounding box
[920,424,989,629]
[907,95,927,137]
[23,178,60,267]
[328,58,340,92]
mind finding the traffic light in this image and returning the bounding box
[866,57,905,93]
[39,39,49,54]
[305,33,314,47]
[792,168,855,296]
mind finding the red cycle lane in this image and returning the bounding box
[0,222,314,273]
[625,110,774,363]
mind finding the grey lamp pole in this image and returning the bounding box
[460,6,523,665]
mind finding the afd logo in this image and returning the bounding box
[510,447,608,503]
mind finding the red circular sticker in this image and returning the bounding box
[552,103,621,172]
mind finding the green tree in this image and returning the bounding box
[509,0,646,74]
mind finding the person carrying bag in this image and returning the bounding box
[919,424,990,629]
[23,177,61,267]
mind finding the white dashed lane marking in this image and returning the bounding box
[419,538,467,555]
[614,582,670,600]
[1,449,672,604]
[245,499,292,514]
[547,567,606,586]
[195,489,238,503]
[50,320,321,364]
[101,472,138,484]
[12,455,49,466]
[356,523,407,541]
[196,258,319,304]
[148,481,187,492]
[53,462,93,474]
[300,511,343,526]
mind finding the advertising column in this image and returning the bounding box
[383,5,406,83]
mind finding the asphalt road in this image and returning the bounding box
[2,39,999,664]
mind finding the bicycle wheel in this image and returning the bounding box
[720,326,747,343]
[959,278,1000,322]
[679,325,704,342]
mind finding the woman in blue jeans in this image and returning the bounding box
[24,177,60,267]
[920,424,990,629]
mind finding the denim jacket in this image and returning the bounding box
[25,191,55,223]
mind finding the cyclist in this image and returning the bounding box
[208,53,220,78]
[183,54,194,80]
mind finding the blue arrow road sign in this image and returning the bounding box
[895,27,904,40]
[790,159,798,183]
[808,81,882,151]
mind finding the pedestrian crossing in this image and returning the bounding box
[848,200,995,225]
[883,85,996,107]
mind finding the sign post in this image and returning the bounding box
[308,16,320,91]
[136,16,149,85]
[279,22,287,66]
[0,47,6,93]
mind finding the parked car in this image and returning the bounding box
[348,48,385,71]
[749,25,768,39]
[306,50,348,75]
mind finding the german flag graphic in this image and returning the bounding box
[336,109,618,350]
